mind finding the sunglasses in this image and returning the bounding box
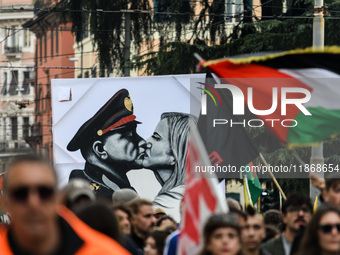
[8,185,55,203]
[318,224,340,234]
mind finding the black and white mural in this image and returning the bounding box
[52,74,204,221]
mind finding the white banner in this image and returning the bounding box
[52,74,205,221]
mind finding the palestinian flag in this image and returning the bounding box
[202,46,340,149]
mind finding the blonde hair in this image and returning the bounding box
[158,112,198,195]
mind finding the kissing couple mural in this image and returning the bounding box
[52,74,204,221]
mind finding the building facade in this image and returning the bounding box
[0,0,36,173]
[24,1,75,161]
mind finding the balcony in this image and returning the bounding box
[0,141,30,151]
[4,46,22,53]
[4,46,22,59]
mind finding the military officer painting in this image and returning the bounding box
[67,89,148,200]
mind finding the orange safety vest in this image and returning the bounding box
[0,206,131,255]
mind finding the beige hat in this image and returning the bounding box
[63,179,95,203]
[112,188,139,204]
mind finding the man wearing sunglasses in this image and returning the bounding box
[0,155,130,255]
[262,192,312,255]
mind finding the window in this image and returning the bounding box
[51,29,54,58]
[23,117,29,138]
[82,14,89,39]
[11,117,17,140]
[4,27,20,53]
[153,0,191,23]
[92,66,97,78]
[1,72,7,95]
[40,38,42,64]
[4,27,8,48]
[11,26,17,49]
[212,0,226,23]
[24,29,31,47]
[44,33,47,61]
[38,84,43,113]
[2,118,6,141]
[46,71,50,110]
[9,70,18,95]
[55,27,59,56]
[22,71,30,95]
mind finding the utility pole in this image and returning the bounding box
[313,0,324,49]
[310,0,324,200]
[123,10,131,77]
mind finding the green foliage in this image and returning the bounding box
[60,0,237,76]
[280,178,310,194]
[131,16,317,75]
[132,0,340,75]
[325,2,340,45]
[131,42,211,75]
[59,0,153,76]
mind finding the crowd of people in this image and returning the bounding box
[0,155,340,255]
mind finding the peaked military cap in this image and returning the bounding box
[67,89,140,151]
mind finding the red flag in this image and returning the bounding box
[178,121,228,255]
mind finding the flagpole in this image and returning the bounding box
[310,0,325,200]
[194,53,205,72]
[193,53,204,62]
[259,153,287,200]
[313,0,324,49]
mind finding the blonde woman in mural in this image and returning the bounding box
[143,112,198,220]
